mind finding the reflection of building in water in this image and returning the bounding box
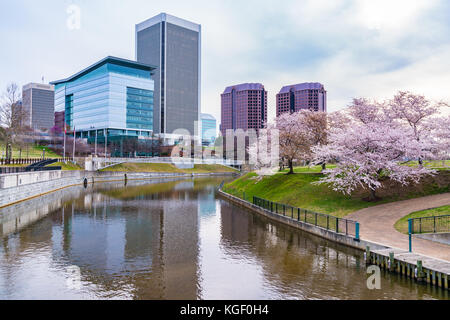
[220,200,252,244]
[198,187,217,218]
[0,179,203,299]
[57,181,200,299]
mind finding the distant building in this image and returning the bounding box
[136,13,201,139]
[200,113,216,146]
[22,83,55,130]
[220,83,267,136]
[276,83,327,117]
[54,111,65,132]
[50,56,157,157]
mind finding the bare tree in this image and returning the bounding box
[0,83,28,159]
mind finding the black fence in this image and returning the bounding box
[410,215,450,234]
[0,166,62,174]
[0,158,61,174]
[0,158,50,165]
[253,196,359,238]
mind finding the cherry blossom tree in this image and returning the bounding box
[313,96,437,201]
[387,91,448,165]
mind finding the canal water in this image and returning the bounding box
[0,177,448,300]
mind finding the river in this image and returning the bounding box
[0,177,447,300]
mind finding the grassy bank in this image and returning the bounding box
[223,169,450,218]
[0,144,61,159]
[46,161,83,171]
[100,163,238,174]
[394,205,450,234]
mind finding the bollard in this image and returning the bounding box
[365,246,371,265]
[416,260,424,282]
[389,252,395,272]
[354,223,360,242]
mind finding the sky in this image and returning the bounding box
[0,0,449,124]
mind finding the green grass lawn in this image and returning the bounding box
[0,144,61,159]
[46,161,83,171]
[223,169,450,218]
[394,205,450,234]
[278,164,337,174]
[100,162,238,174]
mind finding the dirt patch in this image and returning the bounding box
[353,171,450,200]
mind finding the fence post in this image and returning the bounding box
[355,223,360,241]
[408,219,413,253]
[315,213,317,226]
[434,216,436,233]
[297,208,300,221]
[336,218,339,233]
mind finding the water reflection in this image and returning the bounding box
[0,177,448,300]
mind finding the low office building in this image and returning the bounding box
[200,113,217,146]
[50,56,157,157]
[22,83,55,130]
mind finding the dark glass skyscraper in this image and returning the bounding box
[136,13,201,137]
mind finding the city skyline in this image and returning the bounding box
[1,0,449,128]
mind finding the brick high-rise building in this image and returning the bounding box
[220,83,267,136]
[276,83,327,117]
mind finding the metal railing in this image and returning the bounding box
[253,196,360,239]
[407,214,450,252]
[409,215,450,235]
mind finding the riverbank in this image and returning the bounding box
[218,188,450,291]
[223,170,450,218]
[0,170,237,208]
[100,163,238,174]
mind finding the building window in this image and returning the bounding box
[126,87,154,131]
[65,94,74,129]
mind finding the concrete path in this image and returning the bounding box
[346,193,450,262]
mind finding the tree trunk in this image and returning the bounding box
[418,158,423,167]
[288,160,294,174]
[367,188,379,202]
[321,162,326,171]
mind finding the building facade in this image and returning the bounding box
[200,113,216,146]
[50,56,157,155]
[136,13,201,138]
[22,83,55,130]
[276,83,327,117]
[220,83,267,136]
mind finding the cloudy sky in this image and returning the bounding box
[1,0,449,123]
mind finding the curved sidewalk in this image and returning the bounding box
[346,193,450,262]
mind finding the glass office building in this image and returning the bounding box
[51,56,157,147]
[200,113,216,146]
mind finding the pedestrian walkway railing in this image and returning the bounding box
[409,215,450,235]
[253,196,360,240]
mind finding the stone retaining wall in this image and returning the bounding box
[218,189,388,252]
[0,170,236,208]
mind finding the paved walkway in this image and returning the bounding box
[346,193,450,262]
